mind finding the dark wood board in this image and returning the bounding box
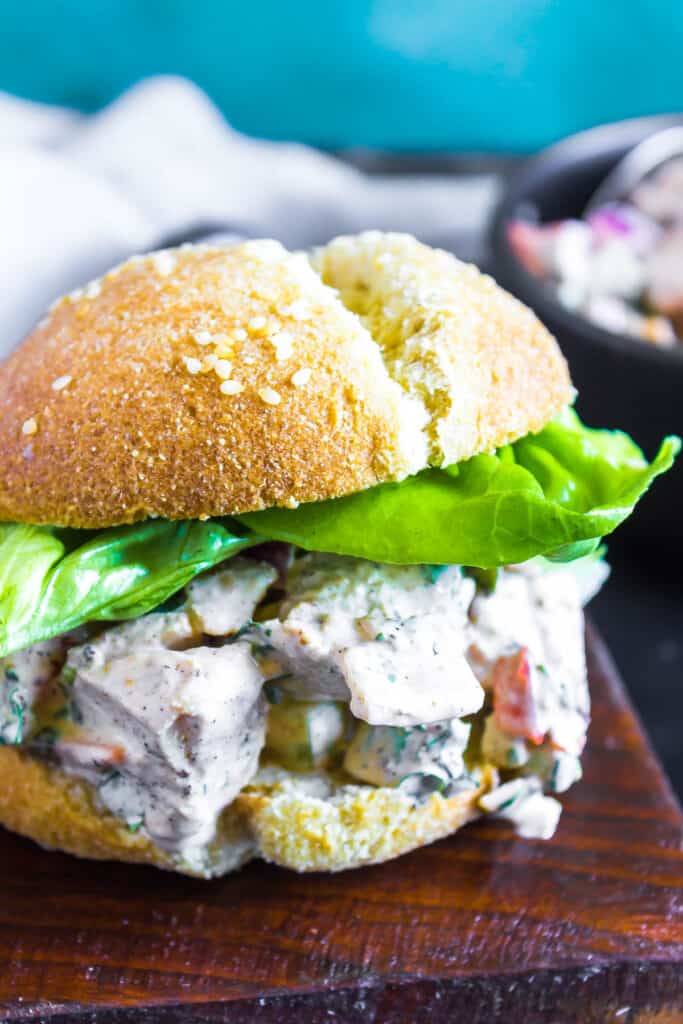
[1,624,682,1024]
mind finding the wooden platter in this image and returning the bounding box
[1,624,682,1023]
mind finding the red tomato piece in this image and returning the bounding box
[492,648,544,745]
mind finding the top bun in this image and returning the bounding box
[0,232,571,528]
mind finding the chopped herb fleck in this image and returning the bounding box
[230,620,256,643]
[4,668,18,682]
[426,727,451,750]
[392,728,409,756]
[126,817,144,835]
[549,757,560,791]
[61,666,77,684]
[8,688,26,744]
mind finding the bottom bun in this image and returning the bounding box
[0,747,496,877]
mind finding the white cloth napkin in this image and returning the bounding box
[0,75,499,355]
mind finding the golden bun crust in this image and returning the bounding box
[313,233,573,465]
[0,233,571,528]
[0,747,495,877]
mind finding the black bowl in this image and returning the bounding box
[489,114,683,553]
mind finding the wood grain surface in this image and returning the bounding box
[1,624,682,1023]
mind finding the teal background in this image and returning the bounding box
[1,0,681,150]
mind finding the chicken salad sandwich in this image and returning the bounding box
[0,232,677,876]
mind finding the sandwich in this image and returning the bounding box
[0,232,677,877]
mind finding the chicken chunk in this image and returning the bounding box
[254,555,483,726]
[57,619,266,869]
[186,558,277,636]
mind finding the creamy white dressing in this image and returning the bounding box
[77,611,197,660]
[344,717,472,795]
[7,550,603,852]
[254,555,483,726]
[479,777,562,840]
[0,638,66,743]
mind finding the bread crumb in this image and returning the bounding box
[258,386,282,406]
[220,379,244,396]
[183,357,202,375]
[233,327,247,341]
[51,375,72,391]
[194,330,213,346]
[291,367,312,387]
[248,316,267,332]
[21,417,38,436]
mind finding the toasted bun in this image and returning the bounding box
[0,233,571,528]
[0,747,495,876]
[234,766,495,873]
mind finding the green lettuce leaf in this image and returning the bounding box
[0,519,256,658]
[0,408,677,660]
[239,408,680,567]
